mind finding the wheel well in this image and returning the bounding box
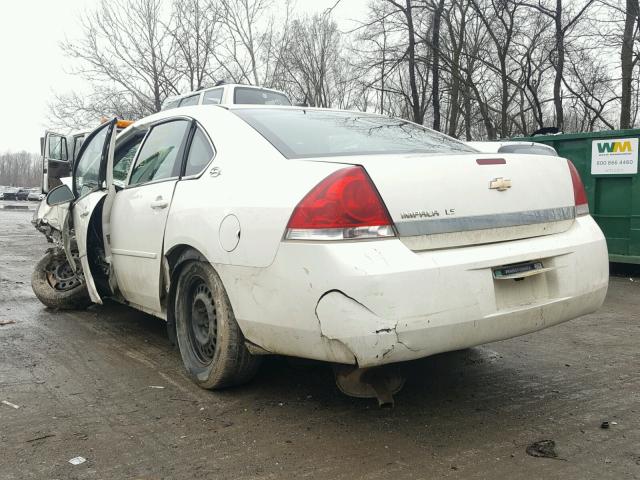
[165,244,208,276]
[163,244,208,346]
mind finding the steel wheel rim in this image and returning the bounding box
[45,256,81,291]
[186,277,217,365]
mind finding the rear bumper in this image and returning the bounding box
[225,215,608,366]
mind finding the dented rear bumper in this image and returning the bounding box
[314,287,607,366]
[226,215,609,366]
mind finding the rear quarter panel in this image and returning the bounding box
[162,107,343,269]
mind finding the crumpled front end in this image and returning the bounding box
[32,199,67,244]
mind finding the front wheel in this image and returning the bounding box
[174,261,261,389]
[31,250,91,310]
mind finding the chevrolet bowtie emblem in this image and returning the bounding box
[489,177,512,191]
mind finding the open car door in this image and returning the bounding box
[41,131,70,193]
[70,117,118,304]
[40,118,118,305]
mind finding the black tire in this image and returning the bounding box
[31,250,92,310]
[174,260,261,389]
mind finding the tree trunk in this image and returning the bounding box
[448,66,461,137]
[463,75,472,141]
[469,79,496,139]
[404,0,423,124]
[447,5,466,137]
[621,0,639,129]
[553,0,565,131]
[500,56,509,138]
[380,19,387,114]
[431,0,446,131]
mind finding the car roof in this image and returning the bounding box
[224,105,409,121]
[127,105,393,128]
[121,105,445,142]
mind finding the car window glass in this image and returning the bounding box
[73,136,85,161]
[113,134,146,188]
[179,94,200,107]
[129,120,190,186]
[233,109,475,159]
[162,98,180,110]
[202,89,223,105]
[184,128,214,176]
[74,124,110,197]
[48,135,68,161]
[234,87,291,105]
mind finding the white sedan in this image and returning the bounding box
[32,106,609,393]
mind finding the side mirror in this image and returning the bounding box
[46,184,74,206]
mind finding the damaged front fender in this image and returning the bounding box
[32,199,69,244]
[32,200,80,275]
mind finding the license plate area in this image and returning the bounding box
[492,259,555,310]
[493,260,551,280]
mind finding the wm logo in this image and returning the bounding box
[597,141,633,153]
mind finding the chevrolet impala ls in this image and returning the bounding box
[32,106,608,395]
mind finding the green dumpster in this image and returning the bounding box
[518,129,640,264]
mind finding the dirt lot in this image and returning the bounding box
[1,203,639,479]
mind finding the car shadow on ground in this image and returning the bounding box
[78,298,560,417]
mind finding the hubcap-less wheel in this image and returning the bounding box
[187,279,217,364]
[174,260,261,389]
[45,256,81,291]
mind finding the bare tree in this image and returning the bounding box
[47,0,638,141]
[392,0,426,124]
[620,0,640,128]
[512,11,555,132]
[0,151,41,187]
[430,0,447,131]
[282,15,345,107]
[169,0,224,91]
[49,87,149,129]
[62,0,178,114]
[217,0,273,84]
[523,0,595,131]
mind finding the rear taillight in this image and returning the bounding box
[285,166,395,240]
[567,159,588,216]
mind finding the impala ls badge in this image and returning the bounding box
[489,177,512,191]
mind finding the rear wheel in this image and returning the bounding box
[174,261,260,389]
[31,250,91,310]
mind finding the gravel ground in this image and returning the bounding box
[1,203,639,479]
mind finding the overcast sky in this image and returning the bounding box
[0,0,368,153]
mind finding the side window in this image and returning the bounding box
[48,135,68,161]
[184,127,215,176]
[202,88,223,105]
[113,133,146,188]
[129,120,190,186]
[179,94,200,107]
[74,123,111,198]
[162,98,180,110]
[73,136,85,161]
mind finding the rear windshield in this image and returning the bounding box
[233,108,475,159]
[234,88,291,106]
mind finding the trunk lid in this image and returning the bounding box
[313,153,576,250]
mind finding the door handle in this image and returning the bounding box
[150,197,169,209]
